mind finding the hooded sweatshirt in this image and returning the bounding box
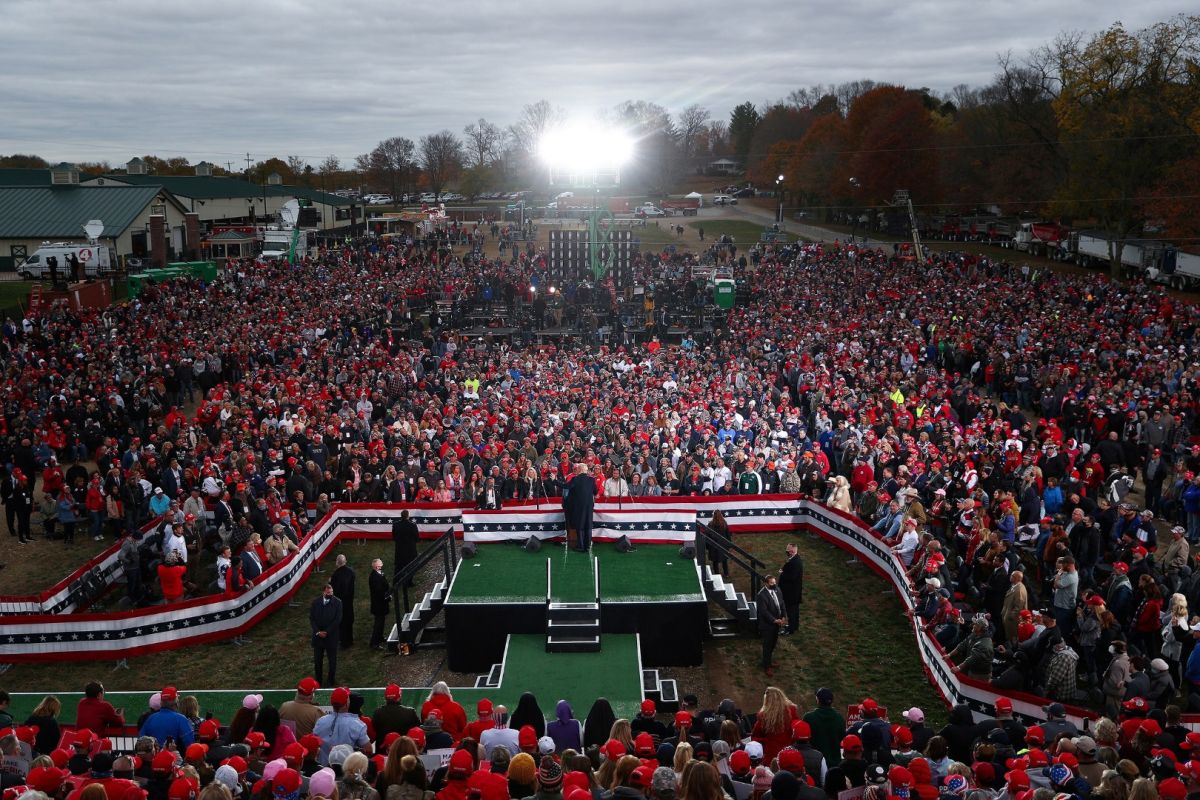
[546,701,582,753]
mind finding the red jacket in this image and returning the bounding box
[422,695,468,741]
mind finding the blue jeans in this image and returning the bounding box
[1188,511,1200,543]
[89,510,104,539]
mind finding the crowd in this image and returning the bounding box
[7,678,1200,800]
[2,219,1200,712]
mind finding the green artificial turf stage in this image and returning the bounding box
[447,542,703,603]
[4,634,647,723]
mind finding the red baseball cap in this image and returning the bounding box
[674,711,691,727]
[168,777,199,800]
[244,732,267,749]
[297,677,320,695]
[640,699,656,715]
[283,742,307,767]
[407,728,426,749]
[635,732,655,755]
[600,739,626,760]
[221,756,248,775]
[841,734,862,751]
[160,686,178,703]
[1006,769,1031,791]
[152,750,179,774]
[995,698,1013,714]
[26,767,68,794]
[477,698,494,715]
[778,749,805,773]
[198,719,220,740]
[791,720,812,739]
[299,734,322,756]
[185,743,208,761]
[330,687,351,706]
[385,684,402,702]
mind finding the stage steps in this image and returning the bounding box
[642,669,680,713]
[387,576,450,650]
[546,601,601,653]
[474,662,503,688]
[702,566,757,631]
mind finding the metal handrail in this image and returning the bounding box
[546,557,553,605]
[696,520,767,569]
[694,521,770,600]
[391,527,456,618]
[593,556,600,604]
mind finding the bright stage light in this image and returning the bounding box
[539,121,634,177]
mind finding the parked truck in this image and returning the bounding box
[1013,222,1070,257]
[1071,230,1200,289]
[18,242,115,280]
[660,196,701,216]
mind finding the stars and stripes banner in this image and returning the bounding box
[0,490,1125,734]
[462,511,566,542]
[592,510,697,543]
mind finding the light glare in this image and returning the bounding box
[539,121,634,174]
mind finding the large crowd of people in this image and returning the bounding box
[3,213,1200,797]
[4,678,1200,800]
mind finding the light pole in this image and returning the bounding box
[775,174,785,225]
[848,177,861,244]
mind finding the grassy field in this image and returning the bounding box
[692,531,947,727]
[686,219,797,246]
[1,530,946,725]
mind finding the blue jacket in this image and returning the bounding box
[139,708,194,746]
[1184,484,1200,514]
[1043,486,1064,515]
[1186,645,1200,687]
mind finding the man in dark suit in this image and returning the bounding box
[238,538,263,583]
[565,463,596,552]
[368,558,390,650]
[310,582,342,685]
[778,543,804,634]
[330,554,356,648]
[391,509,419,587]
[756,575,786,676]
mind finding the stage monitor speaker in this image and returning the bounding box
[461,542,477,559]
[679,544,696,560]
[523,536,542,553]
[615,535,636,553]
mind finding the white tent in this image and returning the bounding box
[685,191,703,207]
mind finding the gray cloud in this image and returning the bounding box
[0,0,1189,165]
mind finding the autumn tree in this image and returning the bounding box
[1041,15,1200,276]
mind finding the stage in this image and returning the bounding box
[443,542,707,672]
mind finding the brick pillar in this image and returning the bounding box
[184,213,201,260]
[150,215,166,268]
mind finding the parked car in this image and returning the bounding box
[732,188,755,198]
[712,195,737,206]
[638,204,667,217]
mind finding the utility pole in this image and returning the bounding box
[244,153,253,174]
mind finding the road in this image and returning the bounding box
[701,202,891,248]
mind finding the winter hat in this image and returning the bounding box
[309,768,336,798]
[215,765,242,797]
[656,743,675,766]
[538,755,564,791]
[943,775,969,796]
[753,766,775,793]
[509,753,537,786]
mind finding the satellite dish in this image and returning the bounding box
[279,200,300,227]
[83,219,104,242]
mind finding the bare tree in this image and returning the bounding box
[462,118,503,168]
[507,99,564,156]
[318,155,341,176]
[420,131,464,197]
[286,155,307,176]
[355,137,416,199]
[678,104,711,160]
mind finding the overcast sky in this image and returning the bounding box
[0,0,1189,168]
